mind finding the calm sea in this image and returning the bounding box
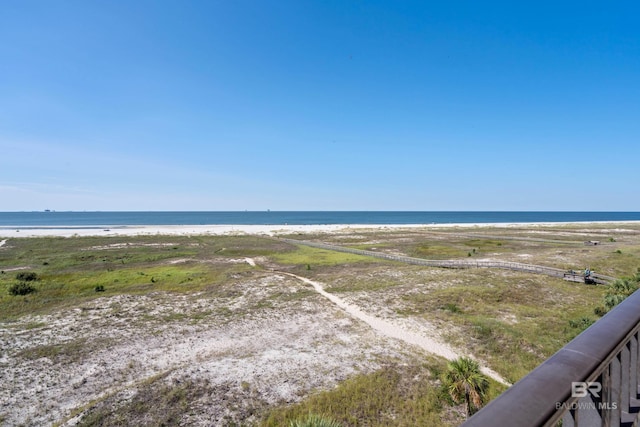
[1,212,640,227]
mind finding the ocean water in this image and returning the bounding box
[1,211,639,227]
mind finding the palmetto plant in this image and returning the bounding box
[604,278,638,311]
[443,356,489,418]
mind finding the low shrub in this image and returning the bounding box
[594,306,608,317]
[16,272,38,281]
[443,303,461,313]
[9,282,36,296]
[568,317,595,330]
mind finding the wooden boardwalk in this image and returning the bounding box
[277,238,615,284]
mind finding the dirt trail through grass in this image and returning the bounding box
[278,270,509,385]
[0,239,6,248]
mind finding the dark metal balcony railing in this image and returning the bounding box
[462,289,640,427]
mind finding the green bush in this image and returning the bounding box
[9,282,36,296]
[443,303,461,313]
[594,276,640,317]
[603,278,638,311]
[568,317,595,330]
[594,306,608,317]
[16,272,38,281]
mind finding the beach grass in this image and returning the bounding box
[0,235,283,321]
[270,244,377,266]
[262,361,449,427]
[405,271,605,382]
[314,265,607,383]
[2,224,639,425]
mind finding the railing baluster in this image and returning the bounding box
[602,366,612,427]
[636,331,640,399]
[628,336,638,420]
[622,343,631,415]
[611,355,622,427]
[578,391,603,427]
[563,408,576,427]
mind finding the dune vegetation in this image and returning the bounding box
[1,223,639,426]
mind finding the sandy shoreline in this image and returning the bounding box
[1,221,639,238]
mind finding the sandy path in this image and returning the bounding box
[279,271,509,385]
[0,239,6,248]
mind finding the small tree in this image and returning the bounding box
[443,357,489,418]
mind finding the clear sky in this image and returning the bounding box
[1,1,638,211]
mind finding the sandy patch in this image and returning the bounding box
[1,275,423,426]
[83,243,185,251]
[1,266,30,272]
[280,271,509,386]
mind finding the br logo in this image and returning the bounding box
[572,382,602,398]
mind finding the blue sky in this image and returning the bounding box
[1,1,638,211]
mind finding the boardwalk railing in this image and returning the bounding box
[462,288,640,427]
[278,238,614,284]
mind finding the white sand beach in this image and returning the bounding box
[2,221,639,238]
